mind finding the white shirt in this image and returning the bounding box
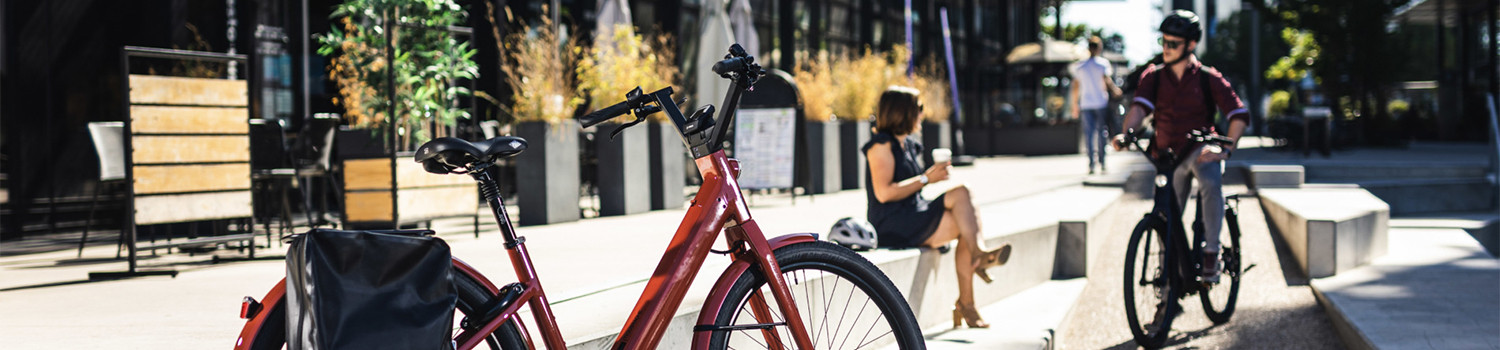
[1070,56,1113,110]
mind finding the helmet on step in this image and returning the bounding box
[828,217,878,251]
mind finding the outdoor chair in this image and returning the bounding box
[79,122,128,258]
[292,114,343,227]
[250,119,304,239]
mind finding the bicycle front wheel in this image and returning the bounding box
[705,241,924,349]
[1199,206,1242,324]
[1123,216,1178,349]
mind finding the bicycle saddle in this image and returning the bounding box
[415,136,527,174]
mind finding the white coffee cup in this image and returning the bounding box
[932,148,952,165]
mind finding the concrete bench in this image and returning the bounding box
[1260,187,1389,278]
[1246,164,1305,189]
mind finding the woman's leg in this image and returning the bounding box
[925,214,974,306]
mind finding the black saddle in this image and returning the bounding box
[414,136,527,174]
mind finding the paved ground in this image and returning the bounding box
[1054,185,1345,350]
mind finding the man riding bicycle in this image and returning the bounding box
[1112,10,1249,283]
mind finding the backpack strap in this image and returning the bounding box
[1200,65,1218,125]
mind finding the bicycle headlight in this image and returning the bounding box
[1155,174,1169,188]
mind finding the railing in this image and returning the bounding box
[1487,93,1498,214]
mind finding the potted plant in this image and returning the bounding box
[830,49,891,191]
[576,25,681,216]
[318,0,479,228]
[792,53,840,195]
[491,10,585,225]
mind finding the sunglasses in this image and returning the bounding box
[1159,37,1185,50]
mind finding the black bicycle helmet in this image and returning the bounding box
[1159,10,1202,42]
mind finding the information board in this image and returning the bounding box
[733,108,797,189]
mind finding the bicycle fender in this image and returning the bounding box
[690,233,817,348]
[234,279,286,350]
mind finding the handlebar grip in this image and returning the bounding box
[578,101,630,129]
[712,56,750,76]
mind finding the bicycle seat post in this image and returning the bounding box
[470,162,521,247]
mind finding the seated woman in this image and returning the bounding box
[863,86,1012,329]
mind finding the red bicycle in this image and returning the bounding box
[233,44,924,349]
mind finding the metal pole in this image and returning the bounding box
[1249,2,1263,135]
[386,10,400,229]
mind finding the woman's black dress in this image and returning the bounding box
[862,132,947,248]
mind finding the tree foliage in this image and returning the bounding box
[317,0,478,144]
[1247,0,1413,123]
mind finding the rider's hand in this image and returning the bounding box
[1111,134,1127,151]
[924,162,952,183]
[1197,145,1228,164]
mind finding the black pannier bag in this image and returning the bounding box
[285,229,456,350]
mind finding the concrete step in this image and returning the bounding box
[1260,187,1390,279]
[1310,227,1500,350]
[1328,177,1497,216]
[1301,161,1489,182]
[1391,212,1500,260]
[529,185,1125,348]
[882,278,1088,350]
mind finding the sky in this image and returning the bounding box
[1060,0,1167,65]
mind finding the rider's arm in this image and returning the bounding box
[1206,70,1251,153]
[1069,75,1081,119]
[866,143,925,203]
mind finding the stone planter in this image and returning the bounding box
[515,120,580,225]
[594,121,651,216]
[919,121,953,165]
[838,119,871,190]
[992,123,1081,156]
[798,119,841,195]
[648,121,686,210]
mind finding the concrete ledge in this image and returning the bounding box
[1246,164,1305,189]
[1260,187,1389,278]
[552,186,1126,347]
[1353,178,1496,215]
[1309,228,1500,350]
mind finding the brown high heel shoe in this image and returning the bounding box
[951,301,991,329]
[971,243,1013,284]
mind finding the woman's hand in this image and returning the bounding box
[925,161,952,183]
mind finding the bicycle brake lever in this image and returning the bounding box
[608,114,648,140]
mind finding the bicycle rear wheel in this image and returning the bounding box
[1199,206,1242,324]
[1123,216,1179,349]
[705,241,924,349]
[240,268,528,350]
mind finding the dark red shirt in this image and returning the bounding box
[1132,61,1249,154]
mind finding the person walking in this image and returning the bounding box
[1111,10,1249,282]
[864,86,1013,329]
[1071,36,1122,174]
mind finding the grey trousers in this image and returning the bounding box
[1172,144,1224,252]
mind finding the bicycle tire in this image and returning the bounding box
[705,241,925,349]
[1199,207,1242,324]
[1123,216,1179,349]
[241,268,528,350]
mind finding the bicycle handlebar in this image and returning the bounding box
[579,101,630,129]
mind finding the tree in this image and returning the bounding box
[1247,0,1414,124]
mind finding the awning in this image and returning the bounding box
[1005,40,1089,65]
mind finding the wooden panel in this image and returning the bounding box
[396,185,478,222]
[343,185,478,223]
[132,135,249,163]
[132,163,250,194]
[344,191,395,222]
[129,75,248,107]
[343,158,473,191]
[134,190,253,225]
[131,106,248,134]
